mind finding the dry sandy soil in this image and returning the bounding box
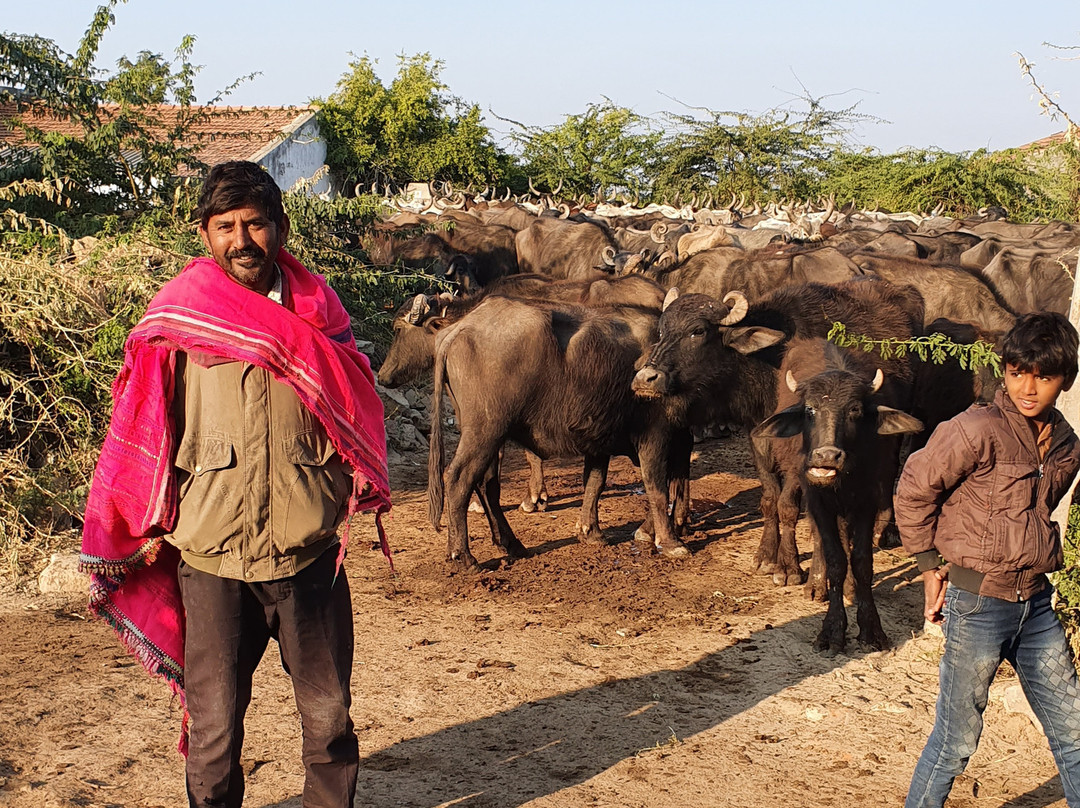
[0,436,1070,807]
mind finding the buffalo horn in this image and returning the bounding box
[552,178,563,197]
[662,287,680,311]
[650,222,669,243]
[602,245,617,266]
[622,252,645,275]
[719,291,748,326]
[354,182,364,198]
[870,368,884,393]
[406,294,430,325]
[785,370,799,393]
[528,176,540,197]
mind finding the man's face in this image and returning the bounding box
[1003,363,1067,422]
[199,204,290,295]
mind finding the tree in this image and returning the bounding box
[500,100,662,199]
[315,53,506,190]
[818,147,1064,220]
[652,94,875,204]
[0,1,242,223]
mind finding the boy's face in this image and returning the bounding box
[1003,363,1067,421]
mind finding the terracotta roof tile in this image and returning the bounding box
[1016,128,1077,151]
[0,102,316,173]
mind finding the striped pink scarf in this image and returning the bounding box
[80,250,390,753]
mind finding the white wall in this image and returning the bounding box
[251,113,331,196]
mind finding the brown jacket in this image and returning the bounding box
[166,353,352,581]
[895,388,1080,601]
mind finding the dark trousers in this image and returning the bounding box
[178,549,359,808]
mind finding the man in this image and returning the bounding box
[80,161,390,807]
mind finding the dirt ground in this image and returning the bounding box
[0,436,1070,807]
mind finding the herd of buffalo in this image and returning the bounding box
[369,187,1080,655]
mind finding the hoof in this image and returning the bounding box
[812,633,846,656]
[448,550,482,573]
[520,495,548,513]
[504,540,532,560]
[656,537,691,558]
[772,566,806,587]
[633,527,655,544]
[576,523,608,546]
[468,499,485,514]
[856,626,890,651]
[755,559,777,575]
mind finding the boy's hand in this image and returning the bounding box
[923,566,949,624]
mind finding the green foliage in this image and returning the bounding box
[315,53,506,189]
[504,100,662,199]
[0,2,252,228]
[652,94,877,204]
[1057,504,1080,656]
[827,322,1003,376]
[282,187,438,345]
[819,147,1068,220]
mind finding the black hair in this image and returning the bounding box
[1001,311,1079,388]
[194,160,285,228]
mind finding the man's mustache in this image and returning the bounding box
[225,246,266,261]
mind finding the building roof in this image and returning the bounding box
[0,102,316,173]
[1017,128,1076,151]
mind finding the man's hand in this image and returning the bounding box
[923,566,949,624]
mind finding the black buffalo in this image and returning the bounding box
[752,339,922,653]
[428,296,691,570]
[632,279,923,587]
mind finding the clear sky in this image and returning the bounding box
[4,0,1078,154]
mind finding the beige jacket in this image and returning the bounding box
[166,353,352,581]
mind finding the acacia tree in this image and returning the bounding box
[315,53,507,190]
[651,94,876,204]
[818,147,1063,220]
[499,100,662,199]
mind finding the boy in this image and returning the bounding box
[896,311,1080,808]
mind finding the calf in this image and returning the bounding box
[752,339,922,653]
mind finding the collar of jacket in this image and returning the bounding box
[993,386,1073,460]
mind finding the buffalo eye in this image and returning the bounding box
[849,404,863,420]
[690,326,706,338]
[805,405,816,417]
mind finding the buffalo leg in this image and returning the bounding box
[750,434,782,574]
[444,437,503,571]
[804,520,827,602]
[519,451,549,513]
[809,499,849,655]
[670,428,693,537]
[476,457,529,560]
[773,478,804,587]
[576,455,609,545]
[850,508,889,650]
[637,428,689,558]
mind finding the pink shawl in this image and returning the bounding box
[79,250,391,753]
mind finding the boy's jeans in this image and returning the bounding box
[906,584,1080,808]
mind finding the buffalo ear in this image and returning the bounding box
[723,326,786,355]
[876,406,923,436]
[752,405,805,440]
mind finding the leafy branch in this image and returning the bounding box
[826,322,1002,376]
